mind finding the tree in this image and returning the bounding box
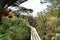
[12,6,33,18]
[0,0,31,24]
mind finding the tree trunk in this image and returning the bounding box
[0,14,2,25]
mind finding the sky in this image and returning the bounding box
[9,0,51,17]
[20,0,45,16]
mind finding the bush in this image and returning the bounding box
[51,35,60,40]
[0,16,31,40]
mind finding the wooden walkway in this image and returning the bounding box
[29,26,41,40]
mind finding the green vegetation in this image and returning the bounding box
[28,9,60,40]
[0,16,31,40]
[28,1,60,39]
[0,0,60,40]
